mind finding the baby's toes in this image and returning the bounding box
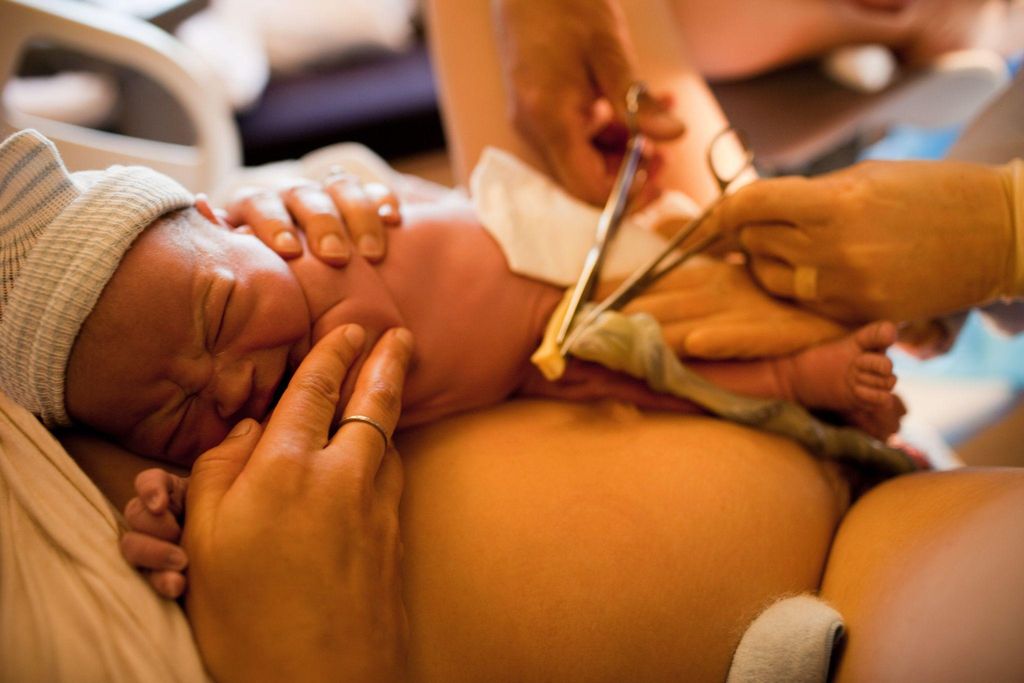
[853,384,894,407]
[856,352,893,376]
[853,354,896,390]
[854,321,898,352]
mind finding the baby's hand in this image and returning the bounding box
[120,468,190,599]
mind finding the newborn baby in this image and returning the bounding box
[0,130,901,597]
[111,194,904,597]
[67,198,903,467]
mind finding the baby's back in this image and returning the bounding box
[381,204,562,425]
[291,200,562,426]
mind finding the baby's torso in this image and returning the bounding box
[289,200,563,426]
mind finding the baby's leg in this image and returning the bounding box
[691,321,903,439]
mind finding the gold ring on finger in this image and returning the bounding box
[338,414,390,450]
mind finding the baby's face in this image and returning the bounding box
[66,210,311,466]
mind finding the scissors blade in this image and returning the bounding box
[558,205,723,355]
[554,133,647,348]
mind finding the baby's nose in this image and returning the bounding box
[212,357,255,420]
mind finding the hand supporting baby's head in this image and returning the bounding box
[0,130,311,466]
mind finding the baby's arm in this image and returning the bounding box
[120,469,190,599]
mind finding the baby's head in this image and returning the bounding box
[0,130,310,466]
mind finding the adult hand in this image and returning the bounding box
[617,257,848,359]
[183,324,413,683]
[711,159,1023,323]
[492,0,685,206]
[226,172,402,266]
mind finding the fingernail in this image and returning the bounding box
[167,549,188,570]
[228,419,253,437]
[144,492,161,514]
[319,233,347,259]
[358,234,382,257]
[344,324,365,348]
[392,327,413,350]
[157,575,184,600]
[379,205,401,226]
[274,231,301,253]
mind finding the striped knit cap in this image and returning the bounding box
[0,129,193,426]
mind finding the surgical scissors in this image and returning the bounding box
[558,125,755,356]
[554,82,650,350]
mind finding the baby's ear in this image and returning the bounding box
[194,194,233,230]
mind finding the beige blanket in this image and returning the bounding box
[0,391,206,682]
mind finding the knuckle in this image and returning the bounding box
[362,182,394,202]
[119,532,145,562]
[227,185,266,206]
[124,497,146,523]
[364,377,401,414]
[292,370,341,405]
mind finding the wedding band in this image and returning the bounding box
[793,265,819,301]
[339,414,390,449]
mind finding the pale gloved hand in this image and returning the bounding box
[612,257,848,359]
[710,159,1024,324]
[491,0,685,206]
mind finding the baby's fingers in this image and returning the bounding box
[124,497,183,541]
[148,570,187,600]
[120,531,188,574]
[363,182,402,227]
[134,468,188,517]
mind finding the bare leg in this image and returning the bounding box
[672,0,1024,80]
[822,467,1024,681]
[425,0,741,205]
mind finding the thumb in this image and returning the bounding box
[186,419,263,521]
[635,93,686,141]
[588,46,684,142]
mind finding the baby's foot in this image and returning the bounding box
[780,321,904,440]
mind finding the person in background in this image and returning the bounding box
[484,0,1022,206]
